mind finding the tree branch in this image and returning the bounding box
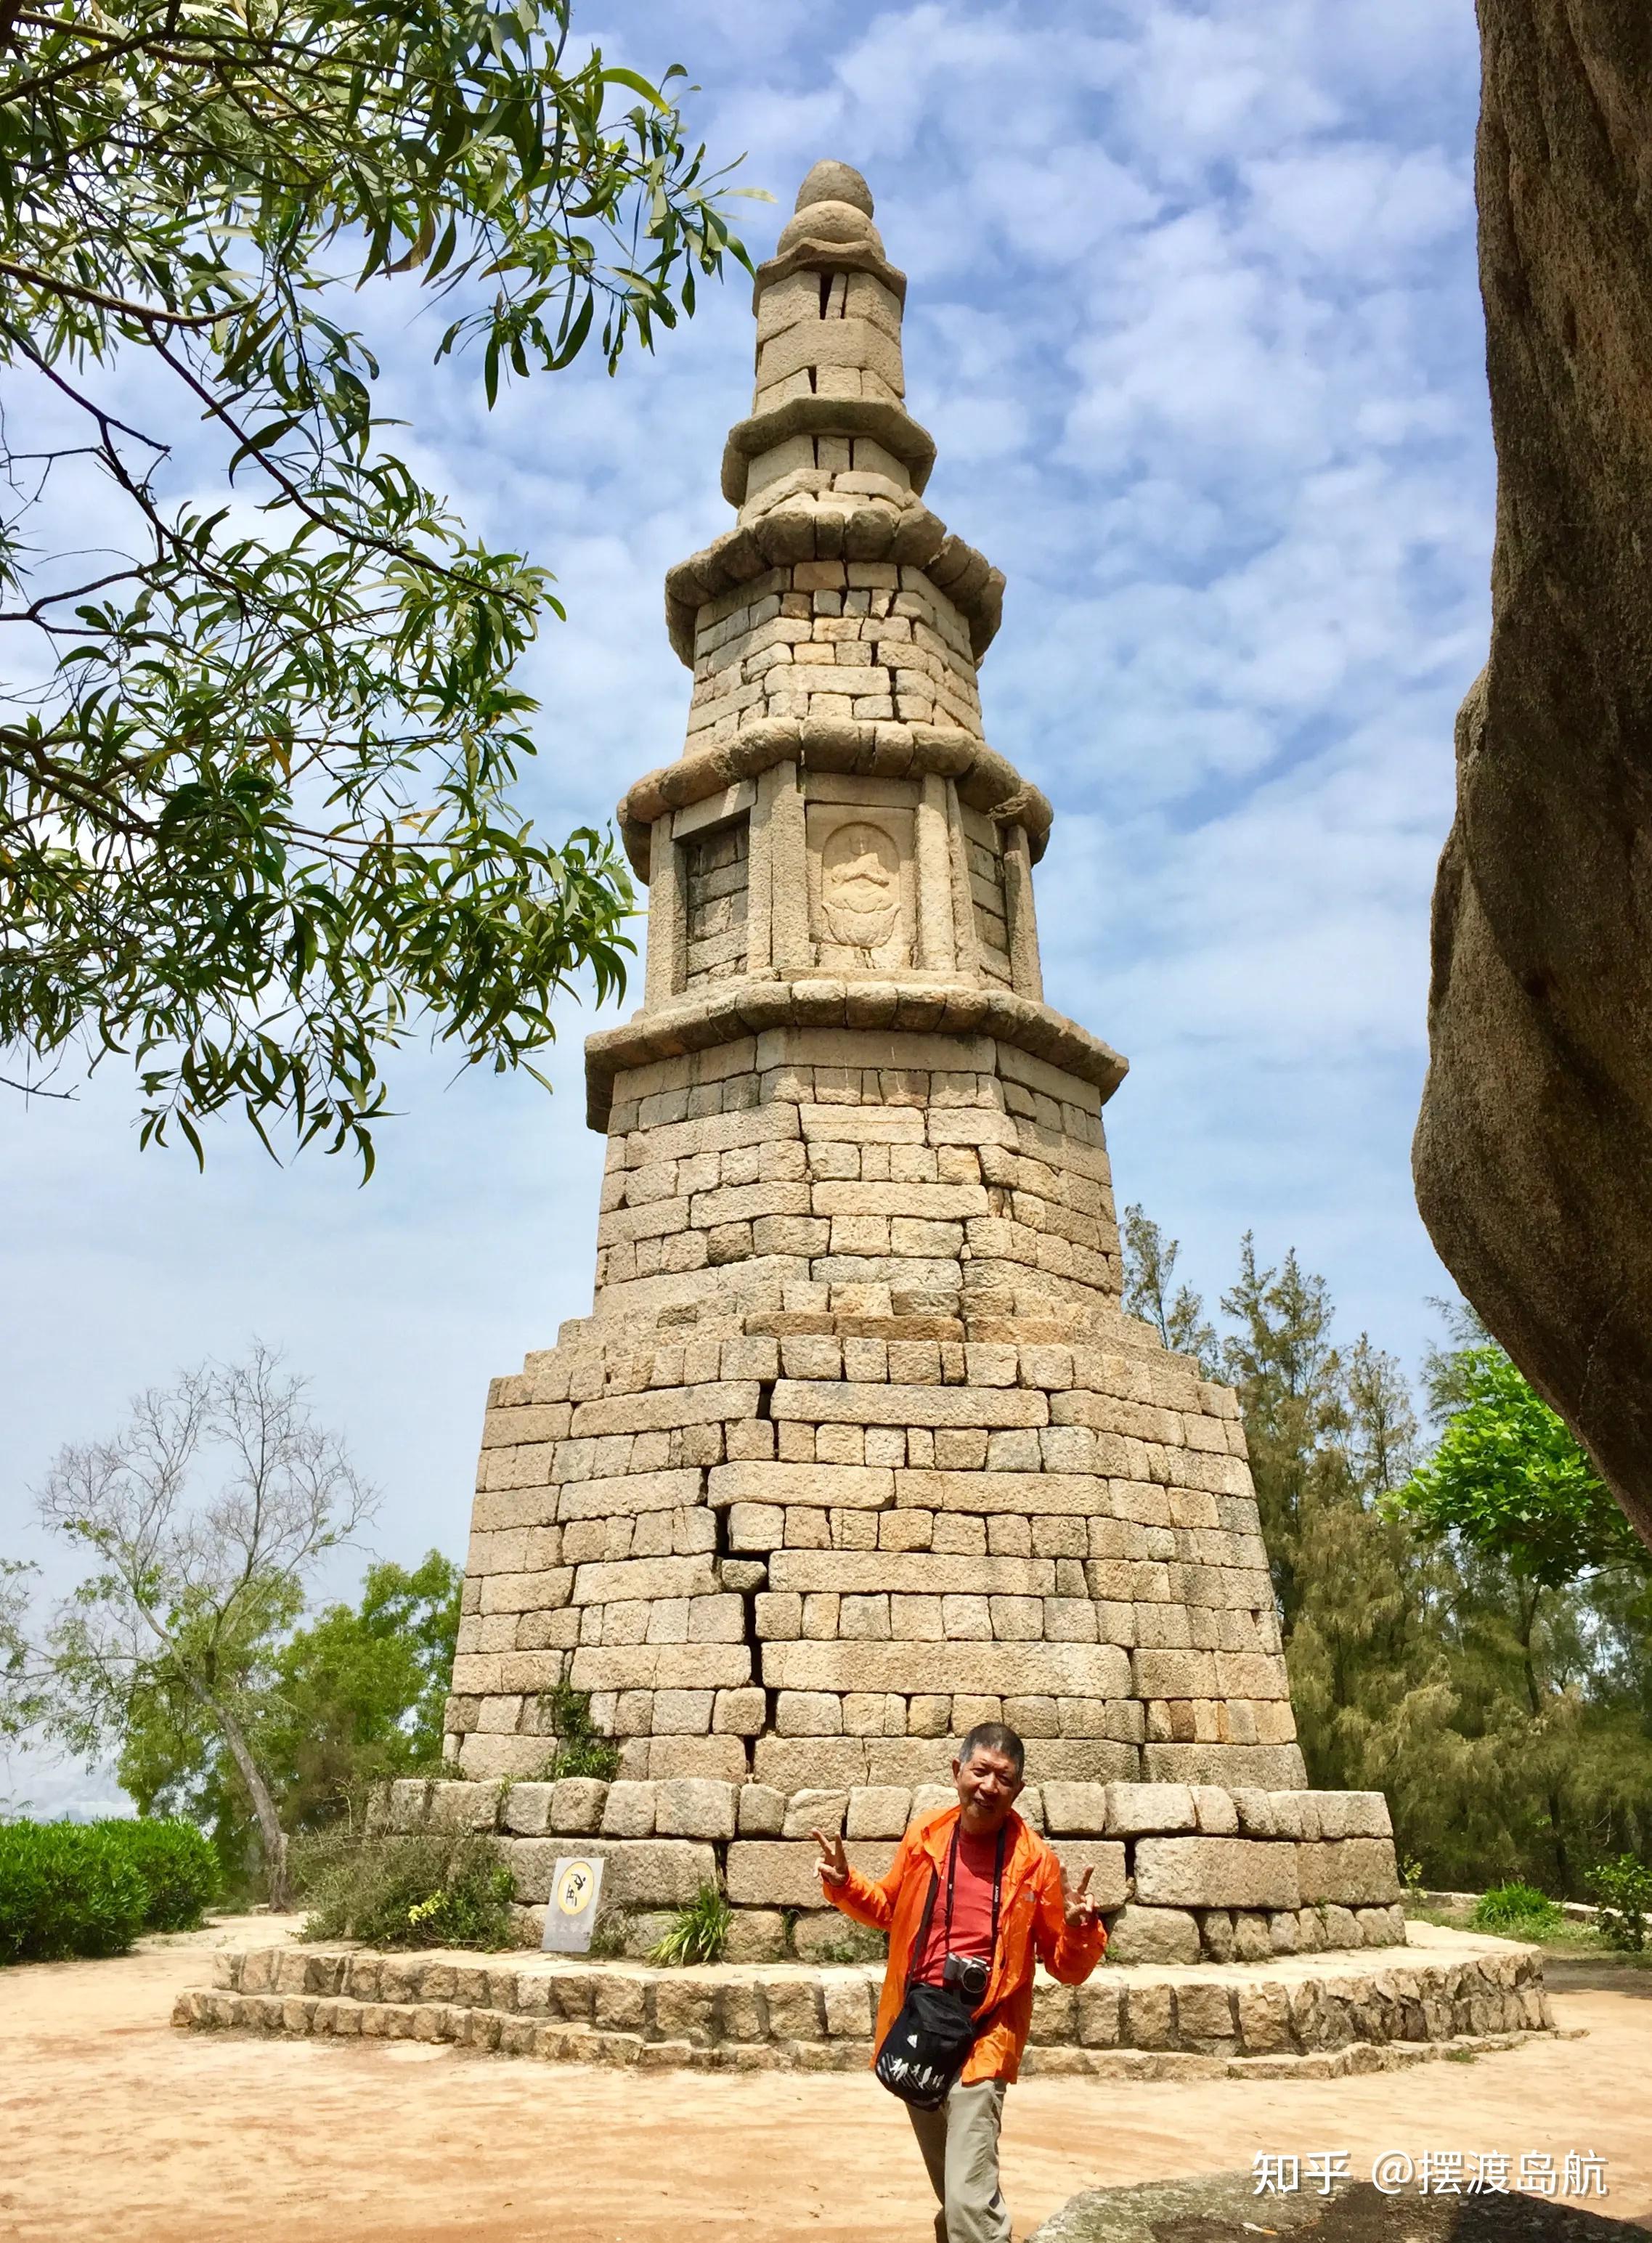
[0,260,225,330]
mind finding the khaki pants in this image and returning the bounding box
[907,2077,1010,2243]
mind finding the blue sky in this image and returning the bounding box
[2,0,1491,1811]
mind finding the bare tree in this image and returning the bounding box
[15,1344,374,1908]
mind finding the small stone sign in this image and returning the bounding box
[540,1856,603,1954]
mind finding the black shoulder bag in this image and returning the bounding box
[874,1826,1006,2109]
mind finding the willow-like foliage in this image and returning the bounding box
[0,0,757,1165]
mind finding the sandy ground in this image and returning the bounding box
[0,1918,1647,2242]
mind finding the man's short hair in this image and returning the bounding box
[957,1721,1025,1776]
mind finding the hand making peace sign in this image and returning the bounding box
[1059,1863,1097,1929]
[813,1828,850,1887]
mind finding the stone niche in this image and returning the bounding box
[806,783,916,971]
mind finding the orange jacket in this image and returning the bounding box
[824,1806,1106,2085]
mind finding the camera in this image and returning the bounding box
[943,1953,990,2003]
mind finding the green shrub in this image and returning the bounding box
[650,1881,732,1967]
[100,1817,219,1931]
[0,1822,150,1961]
[296,1831,516,1950]
[1470,1882,1563,1938]
[1587,1855,1652,1952]
[537,1685,621,1781]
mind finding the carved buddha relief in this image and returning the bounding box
[805,802,915,969]
[821,821,901,947]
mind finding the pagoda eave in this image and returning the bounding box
[584,979,1128,1131]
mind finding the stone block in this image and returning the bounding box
[791,1909,872,1963]
[1140,1743,1308,1789]
[385,1778,431,1833]
[728,1503,786,1551]
[1028,1981,1077,2043]
[502,1836,715,1909]
[571,1555,720,1605]
[770,1551,1056,1595]
[646,1737,747,1783]
[1104,1783,1197,1836]
[1190,1785,1239,1835]
[784,1788,849,1839]
[753,1738,870,1790]
[725,1840,894,1908]
[724,1910,789,1963]
[651,1689,717,1735]
[714,1688,767,1735]
[653,1980,719,2047]
[1102,1905,1200,1966]
[738,1783,788,1836]
[764,1640,1131,1697]
[776,1690,845,1735]
[1321,1902,1363,1949]
[1236,1982,1293,2054]
[776,1381,1048,1428]
[1043,1841,1128,1908]
[426,1780,502,1833]
[764,1979,825,2041]
[548,1778,609,1834]
[571,1644,749,1693]
[1312,1791,1393,1840]
[710,1462,895,1510]
[654,1778,738,1839]
[1199,1908,1234,1961]
[1229,1788,1277,1837]
[846,1786,913,1838]
[601,1781,658,1838]
[1041,1781,1109,1833]
[1133,1837,1301,1911]
[1267,1790,1314,1839]
[1295,1838,1401,1906]
[1122,1982,1176,2048]
[502,1781,555,1836]
[1131,1649,1216,1697]
[823,1977,877,2038]
[1075,1981,1120,2047]
[593,1977,646,2034]
[1232,1910,1272,1961]
[1173,1982,1236,2043]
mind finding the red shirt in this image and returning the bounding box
[915,1826,1003,1986]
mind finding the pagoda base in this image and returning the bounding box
[173,1925,1557,2079]
[363,1775,1408,1969]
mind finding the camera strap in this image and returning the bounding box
[941,1822,1007,1999]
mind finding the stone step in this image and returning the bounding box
[173,1934,1556,2077]
[172,1984,1554,2083]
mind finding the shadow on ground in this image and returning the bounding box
[1030,2174,1650,2242]
[1541,1959,1652,2000]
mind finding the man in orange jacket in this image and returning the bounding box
[814,1722,1105,2243]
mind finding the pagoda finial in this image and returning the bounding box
[793,158,875,216]
[717,160,927,513]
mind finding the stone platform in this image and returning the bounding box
[173,1924,1556,2081]
[372,1773,1406,1968]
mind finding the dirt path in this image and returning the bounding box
[0,1921,1646,2242]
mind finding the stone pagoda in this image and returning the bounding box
[430,161,1402,1967]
